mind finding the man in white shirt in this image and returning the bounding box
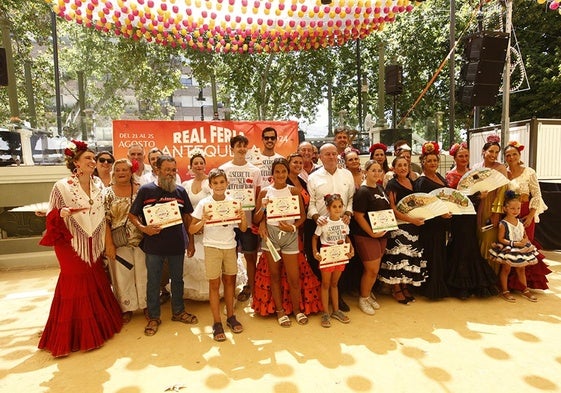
[128,144,151,178]
[307,143,355,311]
[251,127,284,188]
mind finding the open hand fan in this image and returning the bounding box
[396,193,449,220]
[9,202,49,214]
[429,188,476,215]
[457,168,509,195]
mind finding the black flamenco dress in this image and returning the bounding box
[414,174,451,299]
[378,178,428,288]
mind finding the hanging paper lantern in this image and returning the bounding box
[46,0,418,53]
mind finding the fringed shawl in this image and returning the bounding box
[45,176,106,265]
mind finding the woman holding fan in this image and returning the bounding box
[445,142,498,299]
[414,142,452,300]
[472,135,508,274]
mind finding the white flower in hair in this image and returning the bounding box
[67,141,76,150]
[190,147,204,158]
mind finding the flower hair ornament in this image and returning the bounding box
[369,143,387,153]
[507,140,525,152]
[190,147,205,158]
[486,134,501,144]
[449,142,467,157]
[64,139,88,158]
[504,189,520,201]
[421,141,440,156]
[130,159,140,174]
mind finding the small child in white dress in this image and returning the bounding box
[489,191,538,302]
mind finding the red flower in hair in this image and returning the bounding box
[422,141,440,156]
[486,134,500,144]
[449,142,467,157]
[64,139,88,158]
[369,143,387,153]
[130,159,140,174]
[508,140,525,152]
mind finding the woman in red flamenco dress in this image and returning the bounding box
[38,140,122,357]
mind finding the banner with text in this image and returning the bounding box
[113,120,299,182]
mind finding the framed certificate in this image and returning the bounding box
[319,243,350,268]
[225,189,255,210]
[368,209,398,232]
[267,196,300,222]
[205,200,241,227]
[143,200,182,229]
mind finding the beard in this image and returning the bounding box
[159,176,177,193]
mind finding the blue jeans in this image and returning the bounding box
[145,253,185,319]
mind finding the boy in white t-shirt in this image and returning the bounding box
[189,168,247,342]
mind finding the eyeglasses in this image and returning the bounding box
[98,158,114,164]
[263,136,277,141]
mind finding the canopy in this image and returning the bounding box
[47,0,416,53]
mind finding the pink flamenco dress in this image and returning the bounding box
[38,177,122,357]
[252,235,323,316]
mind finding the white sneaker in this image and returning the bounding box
[359,297,376,315]
[368,293,381,310]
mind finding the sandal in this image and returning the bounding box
[295,312,308,325]
[521,288,538,302]
[122,311,133,324]
[212,322,226,342]
[276,309,291,327]
[392,289,409,305]
[237,285,251,302]
[226,315,244,333]
[172,311,198,324]
[321,313,331,328]
[144,318,161,336]
[501,290,516,303]
[331,309,350,324]
[401,284,415,303]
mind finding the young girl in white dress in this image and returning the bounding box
[490,191,539,303]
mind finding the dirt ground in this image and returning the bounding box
[1,251,560,393]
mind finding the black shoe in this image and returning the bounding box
[338,298,350,312]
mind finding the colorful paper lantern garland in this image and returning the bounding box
[46,0,418,53]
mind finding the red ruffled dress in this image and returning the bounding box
[38,178,122,357]
[252,226,323,316]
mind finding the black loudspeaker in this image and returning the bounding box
[458,31,509,107]
[0,48,8,86]
[385,64,403,95]
[380,128,412,151]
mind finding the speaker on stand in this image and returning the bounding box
[385,64,403,128]
[458,31,509,107]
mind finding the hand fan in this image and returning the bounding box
[429,187,476,215]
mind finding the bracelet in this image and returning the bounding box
[290,224,297,232]
[510,240,514,247]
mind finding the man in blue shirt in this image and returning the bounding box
[129,155,197,336]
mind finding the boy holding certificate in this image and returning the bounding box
[189,169,247,342]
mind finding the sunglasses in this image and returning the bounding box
[263,136,277,141]
[98,158,114,164]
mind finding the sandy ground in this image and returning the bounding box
[1,251,560,393]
